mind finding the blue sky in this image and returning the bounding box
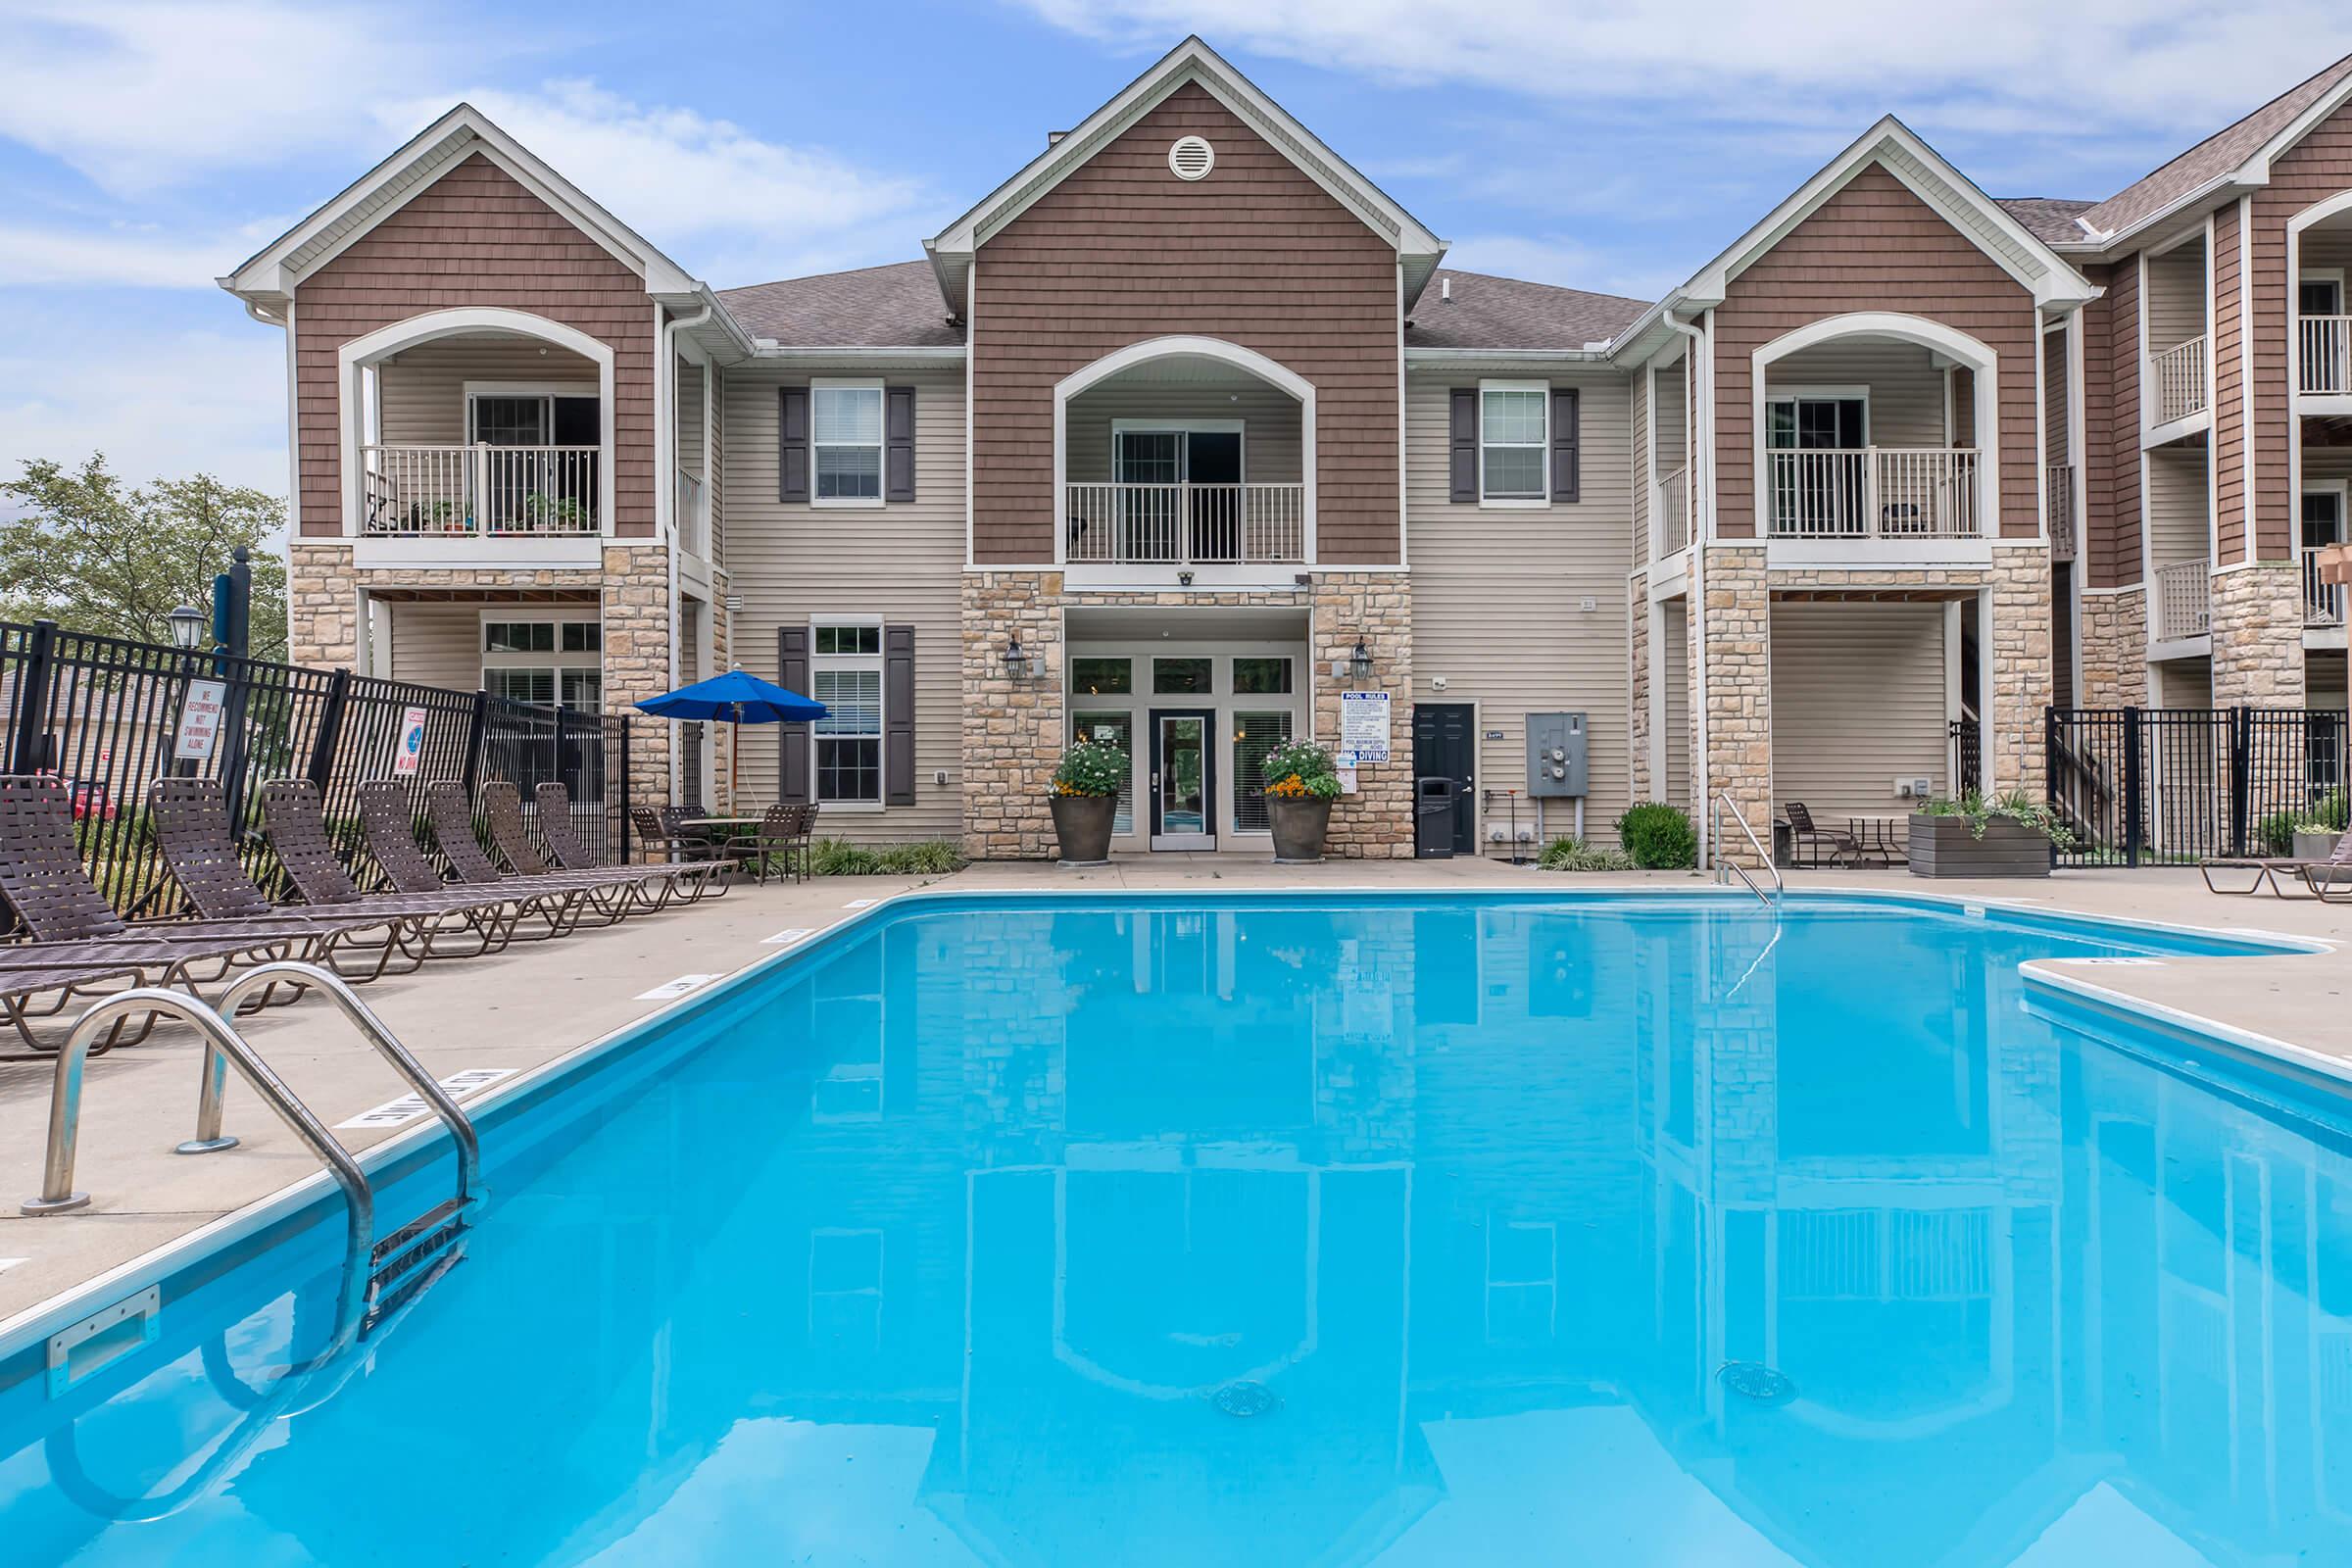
[2,0,2347,494]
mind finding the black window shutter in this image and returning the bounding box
[778,387,809,504]
[778,625,811,804]
[884,623,915,806]
[885,386,916,503]
[1552,387,1581,503]
[1448,388,1478,504]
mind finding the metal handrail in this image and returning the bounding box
[1712,791,1783,906]
[184,961,482,1202]
[20,987,373,1342]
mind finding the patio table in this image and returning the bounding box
[1846,815,1907,866]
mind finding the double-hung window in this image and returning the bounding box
[810,622,884,804]
[811,382,884,505]
[482,617,603,710]
[1480,382,1548,504]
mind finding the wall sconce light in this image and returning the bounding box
[1003,635,1035,683]
[1348,637,1375,683]
[168,605,206,651]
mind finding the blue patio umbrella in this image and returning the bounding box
[634,667,825,800]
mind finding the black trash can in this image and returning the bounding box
[1415,776,1457,858]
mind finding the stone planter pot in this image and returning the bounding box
[2294,828,2340,862]
[1268,796,1333,863]
[1906,812,2052,878]
[1051,795,1116,864]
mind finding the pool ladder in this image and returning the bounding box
[1712,791,1784,908]
[22,960,484,1344]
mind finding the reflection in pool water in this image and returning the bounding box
[1,897,2344,1566]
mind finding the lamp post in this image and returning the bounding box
[1004,635,1034,684]
[1348,638,1375,684]
[167,605,206,652]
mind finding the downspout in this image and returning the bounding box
[1662,305,1712,865]
[659,300,713,805]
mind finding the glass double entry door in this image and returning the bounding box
[1150,709,1215,851]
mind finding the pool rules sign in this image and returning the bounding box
[1337,691,1391,794]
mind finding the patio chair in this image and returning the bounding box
[360,779,583,942]
[538,783,729,900]
[146,777,432,982]
[1782,803,1861,868]
[260,779,523,958]
[2200,824,2352,899]
[477,781,683,915]
[741,804,817,884]
[632,805,734,874]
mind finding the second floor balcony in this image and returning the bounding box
[1766,447,1982,539]
[360,443,600,537]
[2306,543,2347,628]
[1063,482,1306,565]
[2153,558,2212,644]
[2148,335,2209,426]
[2300,314,2352,396]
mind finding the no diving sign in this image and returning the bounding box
[393,707,429,777]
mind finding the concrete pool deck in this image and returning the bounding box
[2,858,2346,1332]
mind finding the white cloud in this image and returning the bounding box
[1012,1,2352,139]
[0,218,286,290]
[0,315,287,491]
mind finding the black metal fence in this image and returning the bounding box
[1947,718,1982,796]
[2046,706,2347,866]
[0,618,633,917]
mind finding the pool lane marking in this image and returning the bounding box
[636,973,721,1002]
[763,928,816,945]
[841,898,879,909]
[2055,956,2165,967]
[0,1259,24,1276]
[336,1068,517,1131]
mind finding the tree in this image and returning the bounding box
[0,455,289,661]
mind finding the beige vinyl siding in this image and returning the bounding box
[2147,443,2211,565]
[1662,600,1690,808]
[2306,445,2352,486]
[1406,368,1632,852]
[385,604,490,690]
[1761,338,1946,447]
[1769,602,1949,832]
[2154,657,2212,708]
[2307,651,2346,711]
[720,367,964,842]
[675,355,707,482]
[377,338,601,446]
[1630,371,1649,570]
[1061,380,1304,484]
[1652,363,1689,481]
[2144,240,2208,353]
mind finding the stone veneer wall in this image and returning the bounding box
[2210,562,2307,707]
[1985,546,2054,803]
[285,540,674,836]
[2078,588,2148,709]
[1695,546,1771,866]
[959,570,1413,859]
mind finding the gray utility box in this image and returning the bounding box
[1525,712,1589,798]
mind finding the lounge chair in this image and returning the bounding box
[146,776,432,982]
[2200,824,2352,899]
[474,781,685,916]
[361,779,586,942]
[537,783,729,900]
[259,779,523,957]
[1783,802,1861,868]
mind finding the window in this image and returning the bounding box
[1070,657,1133,696]
[1232,710,1294,832]
[2302,273,2345,317]
[482,617,602,711]
[811,383,883,504]
[1480,383,1548,502]
[1766,393,1870,535]
[811,620,884,804]
[1232,657,1292,695]
[1153,657,1212,695]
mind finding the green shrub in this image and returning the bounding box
[874,839,966,875]
[1538,835,1635,872]
[1918,788,2081,854]
[1052,739,1129,798]
[1613,803,1697,869]
[2256,808,2303,858]
[2313,788,2350,834]
[808,837,883,876]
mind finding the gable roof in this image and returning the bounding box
[1997,197,2098,246]
[923,35,1446,320]
[2075,54,2352,243]
[717,261,964,348]
[1404,270,1649,352]
[219,102,700,305]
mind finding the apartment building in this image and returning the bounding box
[220,38,2352,860]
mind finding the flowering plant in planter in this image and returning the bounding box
[1051,739,1129,798]
[1048,738,1127,864]
[1915,788,2078,853]
[1255,740,1343,801]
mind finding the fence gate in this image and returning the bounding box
[2045,706,2347,866]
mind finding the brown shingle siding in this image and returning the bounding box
[2251,97,2352,559]
[970,83,1400,564]
[1711,164,2041,541]
[2213,200,2247,563]
[291,155,656,539]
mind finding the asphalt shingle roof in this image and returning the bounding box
[2077,55,2352,239]
[715,260,964,347]
[1402,270,1650,350]
[1996,197,2097,245]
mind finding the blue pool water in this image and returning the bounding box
[1,893,2344,1565]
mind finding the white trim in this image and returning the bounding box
[964,258,977,569]
[808,378,888,510]
[2204,217,2220,565]
[808,615,888,811]
[1052,335,1317,564]
[1749,313,2000,537]
[1476,378,1550,507]
[1396,258,1408,569]
[334,307,615,540]
[1110,417,1248,485]
[2135,254,2154,599]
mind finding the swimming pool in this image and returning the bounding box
[1,890,2343,1564]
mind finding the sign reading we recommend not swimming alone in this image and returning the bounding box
[174,680,226,761]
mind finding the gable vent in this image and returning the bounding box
[1168,135,1214,181]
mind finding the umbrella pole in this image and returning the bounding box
[730,701,742,806]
